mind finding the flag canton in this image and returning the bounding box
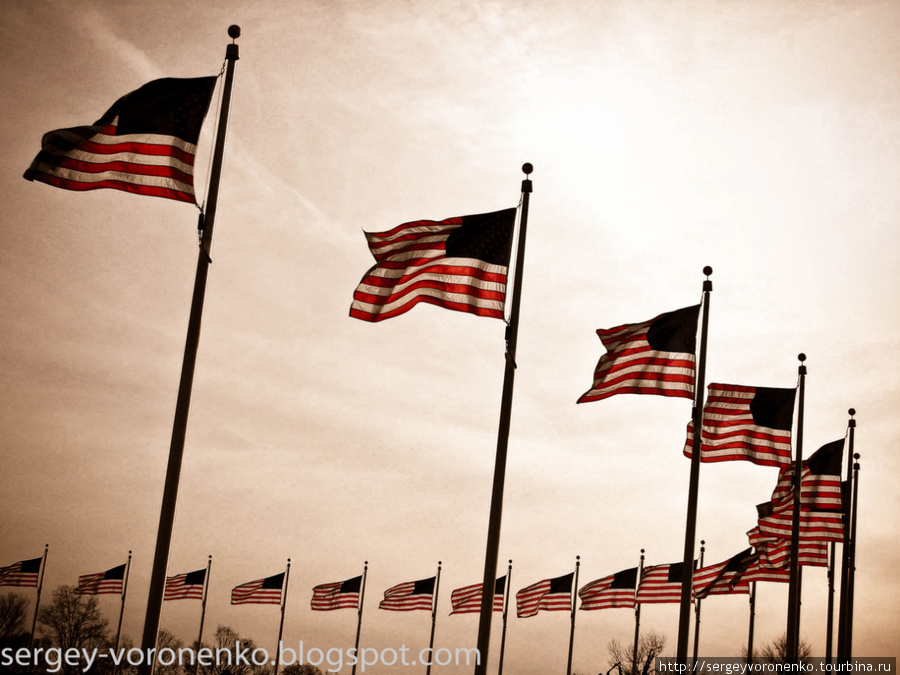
[610,567,638,589]
[749,387,796,430]
[183,569,206,586]
[444,209,516,266]
[548,572,574,595]
[645,305,700,354]
[262,573,285,589]
[109,77,217,143]
[412,577,436,595]
[340,576,362,593]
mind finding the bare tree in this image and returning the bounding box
[0,592,31,645]
[154,629,187,675]
[608,632,667,675]
[38,585,110,675]
[742,633,812,663]
[198,625,272,675]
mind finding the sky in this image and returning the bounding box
[1,0,898,673]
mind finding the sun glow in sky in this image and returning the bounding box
[1,1,899,673]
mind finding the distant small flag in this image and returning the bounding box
[24,77,217,204]
[636,562,692,604]
[0,557,42,588]
[77,564,126,595]
[231,573,285,605]
[350,208,517,322]
[578,567,637,610]
[449,576,505,615]
[311,575,362,611]
[164,568,206,601]
[683,384,796,467]
[578,305,699,403]
[692,549,754,600]
[379,577,436,612]
[516,573,573,618]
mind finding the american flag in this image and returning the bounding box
[378,577,436,612]
[692,549,754,599]
[0,556,42,588]
[231,572,285,605]
[516,573,573,618]
[164,568,206,601]
[449,576,505,614]
[311,575,362,611]
[577,305,699,403]
[740,557,791,584]
[757,439,844,543]
[636,562,692,604]
[77,564,126,595]
[24,77,216,204]
[683,383,796,467]
[350,208,517,322]
[578,567,637,610]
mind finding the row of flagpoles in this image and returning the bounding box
[2,521,859,672]
[18,25,863,673]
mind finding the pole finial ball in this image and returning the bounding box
[703,266,713,276]
[798,353,806,362]
[854,453,860,460]
[228,25,241,39]
[849,408,856,416]
[522,163,533,175]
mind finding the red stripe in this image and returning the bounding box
[31,173,195,202]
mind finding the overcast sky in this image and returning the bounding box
[1,1,898,673]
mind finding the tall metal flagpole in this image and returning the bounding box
[826,542,836,664]
[692,541,705,663]
[426,562,442,675]
[497,560,512,675]
[676,267,713,661]
[566,556,581,675]
[194,555,212,675]
[114,550,133,674]
[836,409,855,660]
[846,452,860,656]
[274,559,291,675]
[785,354,807,661]
[351,562,368,675]
[633,549,645,673]
[28,544,49,649]
[474,163,533,675]
[137,27,240,675]
[746,582,756,664]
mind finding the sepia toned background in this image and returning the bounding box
[1,1,898,672]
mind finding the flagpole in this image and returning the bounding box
[825,542,836,664]
[497,560,512,675]
[566,556,581,675]
[692,541,705,663]
[746,582,756,664]
[28,544,49,649]
[137,27,240,675]
[193,555,212,675]
[846,452,860,656]
[274,559,291,675]
[836,409,855,660]
[474,163,533,675]
[351,562,368,675]
[785,353,807,661]
[114,550,132,675]
[633,549,644,674]
[426,562,442,675]
[676,266,713,661]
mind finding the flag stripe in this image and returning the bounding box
[231,574,284,605]
[311,577,362,611]
[378,578,435,612]
[164,569,206,601]
[684,384,795,467]
[0,557,42,588]
[578,306,699,403]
